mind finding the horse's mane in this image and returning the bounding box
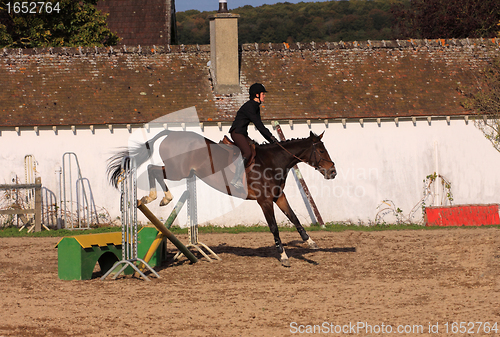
[256,136,313,149]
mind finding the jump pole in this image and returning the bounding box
[101,158,160,281]
[272,121,326,228]
[137,201,198,264]
[174,176,221,262]
[138,190,191,270]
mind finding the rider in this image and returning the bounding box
[229,83,278,188]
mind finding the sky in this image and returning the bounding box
[175,0,330,12]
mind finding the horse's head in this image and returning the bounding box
[308,131,337,179]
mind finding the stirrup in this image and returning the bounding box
[230,177,245,189]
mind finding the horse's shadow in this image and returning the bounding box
[93,240,356,278]
[168,240,356,266]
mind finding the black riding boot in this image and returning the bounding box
[230,157,248,189]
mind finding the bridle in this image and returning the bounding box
[309,142,335,170]
[275,140,334,171]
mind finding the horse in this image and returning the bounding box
[107,130,336,267]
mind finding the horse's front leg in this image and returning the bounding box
[275,193,319,250]
[258,199,290,267]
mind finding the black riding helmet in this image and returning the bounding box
[249,83,267,99]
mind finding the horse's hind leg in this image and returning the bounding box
[275,193,319,250]
[140,165,173,206]
[258,199,290,267]
[154,165,173,206]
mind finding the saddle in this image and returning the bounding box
[220,135,256,168]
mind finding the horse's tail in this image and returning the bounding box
[107,129,172,188]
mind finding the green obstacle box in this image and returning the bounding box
[56,226,167,280]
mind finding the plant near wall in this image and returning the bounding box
[421,172,454,218]
[375,200,406,225]
[460,56,500,153]
[375,172,453,225]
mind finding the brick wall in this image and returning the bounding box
[96,0,175,46]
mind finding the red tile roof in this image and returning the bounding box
[1,39,498,128]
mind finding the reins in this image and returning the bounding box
[274,140,333,170]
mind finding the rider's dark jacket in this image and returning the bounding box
[229,99,275,143]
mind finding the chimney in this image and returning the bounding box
[209,1,240,94]
[218,0,228,13]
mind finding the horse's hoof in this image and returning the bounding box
[159,198,172,207]
[305,238,319,250]
[281,258,291,267]
[160,191,174,206]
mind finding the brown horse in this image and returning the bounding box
[108,130,336,267]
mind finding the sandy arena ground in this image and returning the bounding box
[0,226,499,336]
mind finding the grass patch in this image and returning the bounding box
[1,222,499,238]
[192,222,500,234]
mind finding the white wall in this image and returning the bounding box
[1,116,499,227]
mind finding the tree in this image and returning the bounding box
[461,55,500,152]
[175,0,399,45]
[392,0,500,39]
[0,0,119,48]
